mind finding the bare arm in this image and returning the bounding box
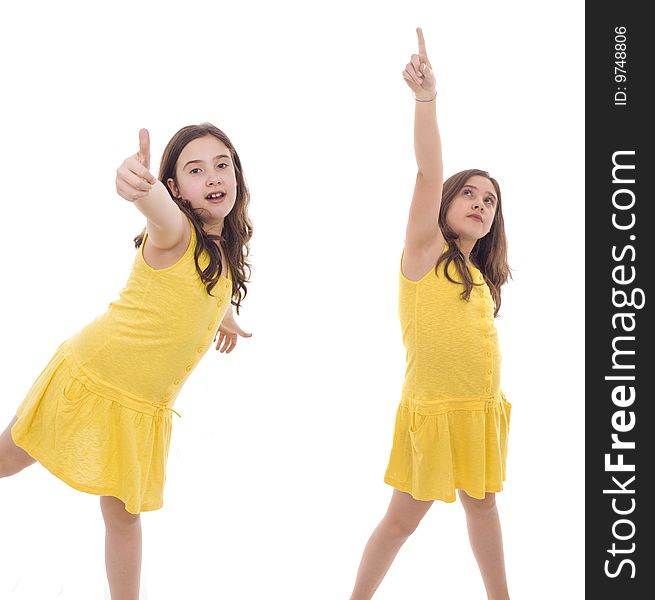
[399,30,445,281]
[115,129,186,250]
[134,181,186,250]
[406,97,443,250]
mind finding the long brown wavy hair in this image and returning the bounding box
[134,123,253,313]
[435,169,511,316]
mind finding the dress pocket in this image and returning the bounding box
[408,410,429,436]
[61,376,87,407]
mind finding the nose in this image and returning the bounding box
[207,172,222,185]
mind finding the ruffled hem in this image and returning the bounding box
[383,477,505,503]
[383,393,511,502]
[10,343,173,514]
[9,437,163,513]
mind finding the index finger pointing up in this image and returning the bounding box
[416,27,427,58]
[138,128,151,169]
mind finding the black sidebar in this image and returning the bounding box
[586,3,654,598]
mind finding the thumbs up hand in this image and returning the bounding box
[116,128,158,202]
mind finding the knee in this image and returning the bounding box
[101,497,140,529]
[459,490,497,515]
[0,453,25,478]
[382,513,423,539]
[0,420,35,478]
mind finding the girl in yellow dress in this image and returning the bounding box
[349,29,512,599]
[0,123,252,599]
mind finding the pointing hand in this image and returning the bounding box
[402,28,437,101]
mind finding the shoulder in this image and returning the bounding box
[142,216,194,271]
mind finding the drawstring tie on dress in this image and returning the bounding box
[484,399,497,414]
[154,404,182,419]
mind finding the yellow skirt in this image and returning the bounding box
[11,343,175,514]
[384,393,512,502]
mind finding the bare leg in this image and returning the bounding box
[458,490,510,600]
[100,496,142,600]
[0,416,36,477]
[349,489,433,600]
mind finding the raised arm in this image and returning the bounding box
[115,129,186,249]
[401,28,444,280]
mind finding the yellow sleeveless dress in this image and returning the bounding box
[384,249,512,502]
[11,218,232,514]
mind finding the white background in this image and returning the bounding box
[0,0,584,598]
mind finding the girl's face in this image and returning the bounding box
[167,135,238,229]
[445,175,498,241]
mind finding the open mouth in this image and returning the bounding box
[206,192,226,202]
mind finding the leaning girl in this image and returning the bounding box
[0,123,252,599]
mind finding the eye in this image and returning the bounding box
[190,167,202,174]
[217,162,228,169]
[463,188,473,196]
[484,197,495,205]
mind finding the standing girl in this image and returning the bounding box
[0,123,252,599]
[349,29,512,599]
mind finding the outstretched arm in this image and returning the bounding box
[401,28,444,279]
[115,129,186,250]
